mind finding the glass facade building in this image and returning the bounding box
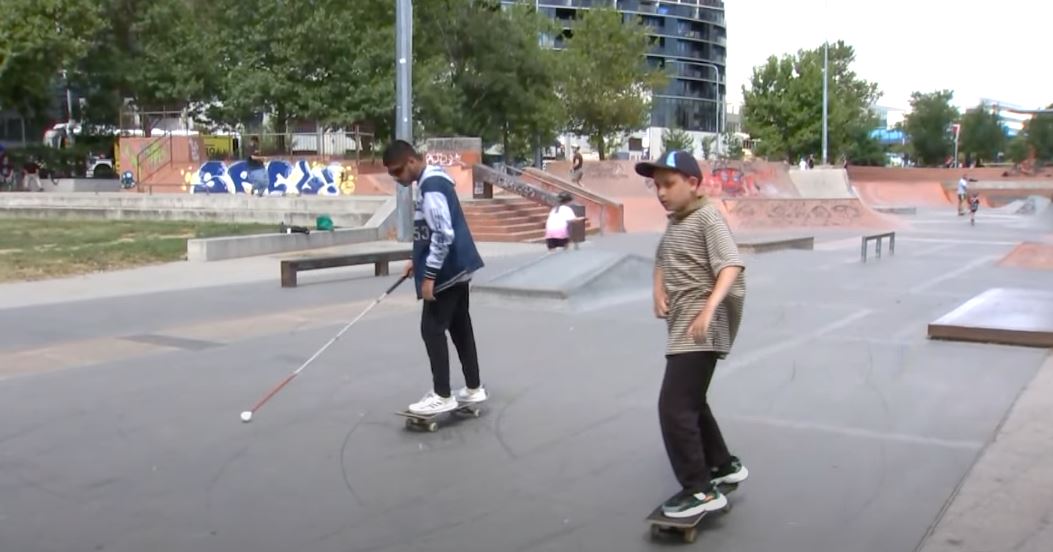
[503,0,726,134]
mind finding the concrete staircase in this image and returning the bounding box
[463,197,552,242]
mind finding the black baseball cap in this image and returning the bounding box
[634,150,702,180]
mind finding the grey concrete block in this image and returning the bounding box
[186,226,379,262]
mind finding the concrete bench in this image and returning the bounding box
[280,249,412,288]
[861,231,895,263]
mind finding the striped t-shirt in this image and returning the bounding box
[656,198,746,357]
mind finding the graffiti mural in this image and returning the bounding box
[182,159,357,195]
[425,151,464,167]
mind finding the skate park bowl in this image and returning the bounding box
[928,288,1053,348]
[471,248,652,312]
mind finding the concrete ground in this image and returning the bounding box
[1,205,1051,552]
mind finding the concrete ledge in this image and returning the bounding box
[0,206,373,227]
[927,288,1053,348]
[738,236,815,254]
[186,198,399,262]
[873,206,918,215]
[188,227,380,262]
[52,179,122,193]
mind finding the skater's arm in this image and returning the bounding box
[653,266,668,318]
[701,265,742,318]
[421,190,454,279]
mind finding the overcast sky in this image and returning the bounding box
[724,0,1052,111]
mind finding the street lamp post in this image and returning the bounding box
[394,0,414,242]
[822,41,828,166]
[693,61,724,159]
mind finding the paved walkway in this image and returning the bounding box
[0,207,1051,552]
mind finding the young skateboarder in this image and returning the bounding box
[636,151,749,519]
[382,140,488,415]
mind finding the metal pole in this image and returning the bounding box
[695,61,722,159]
[395,0,414,242]
[822,41,828,166]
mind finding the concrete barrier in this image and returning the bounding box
[737,236,815,254]
[187,226,381,262]
[0,192,388,227]
[51,179,122,193]
[186,198,398,261]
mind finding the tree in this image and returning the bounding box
[1006,134,1030,165]
[1026,105,1053,162]
[958,103,1006,164]
[903,90,959,166]
[413,1,563,162]
[558,8,665,160]
[0,0,104,120]
[741,41,881,164]
[204,0,391,144]
[663,127,695,153]
[66,0,219,127]
[723,133,744,160]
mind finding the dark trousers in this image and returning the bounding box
[659,351,732,493]
[420,282,481,397]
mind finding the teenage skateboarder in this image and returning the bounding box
[382,140,488,415]
[636,151,749,519]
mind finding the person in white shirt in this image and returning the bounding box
[957,174,970,215]
[544,192,584,251]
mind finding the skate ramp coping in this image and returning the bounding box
[789,168,855,198]
[472,249,652,312]
[928,288,1053,348]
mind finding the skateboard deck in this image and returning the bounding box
[645,482,738,543]
[395,403,484,432]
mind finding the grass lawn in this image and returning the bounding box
[0,219,276,282]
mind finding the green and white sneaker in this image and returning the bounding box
[711,456,749,486]
[661,485,728,519]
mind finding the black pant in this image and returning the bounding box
[420,282,481,397]
[658,351,732,493]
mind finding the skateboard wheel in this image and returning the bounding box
[427,422,438,432]
[683,528,697,543]
[404,419,415,430]
[650,525,661,539]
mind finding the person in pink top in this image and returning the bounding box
[544,192,584,251]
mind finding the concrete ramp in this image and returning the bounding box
[852,181,952,208]
[721,198,895,230]
[999,242,1053,271]
[789,168,855,198]
[928,288,1053,348]
[989,195,1052,215]
[472,249,652,312]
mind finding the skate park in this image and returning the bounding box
[2,157,1053,552]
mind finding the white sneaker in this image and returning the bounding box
[454,386,488,403]
[408,390,458,415]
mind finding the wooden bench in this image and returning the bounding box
[861,232,895,263]
[280,249,413,288]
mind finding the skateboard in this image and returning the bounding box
[395,403,483,432]
[645,482,738,543]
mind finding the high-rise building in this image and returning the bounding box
[503,0,727,156]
